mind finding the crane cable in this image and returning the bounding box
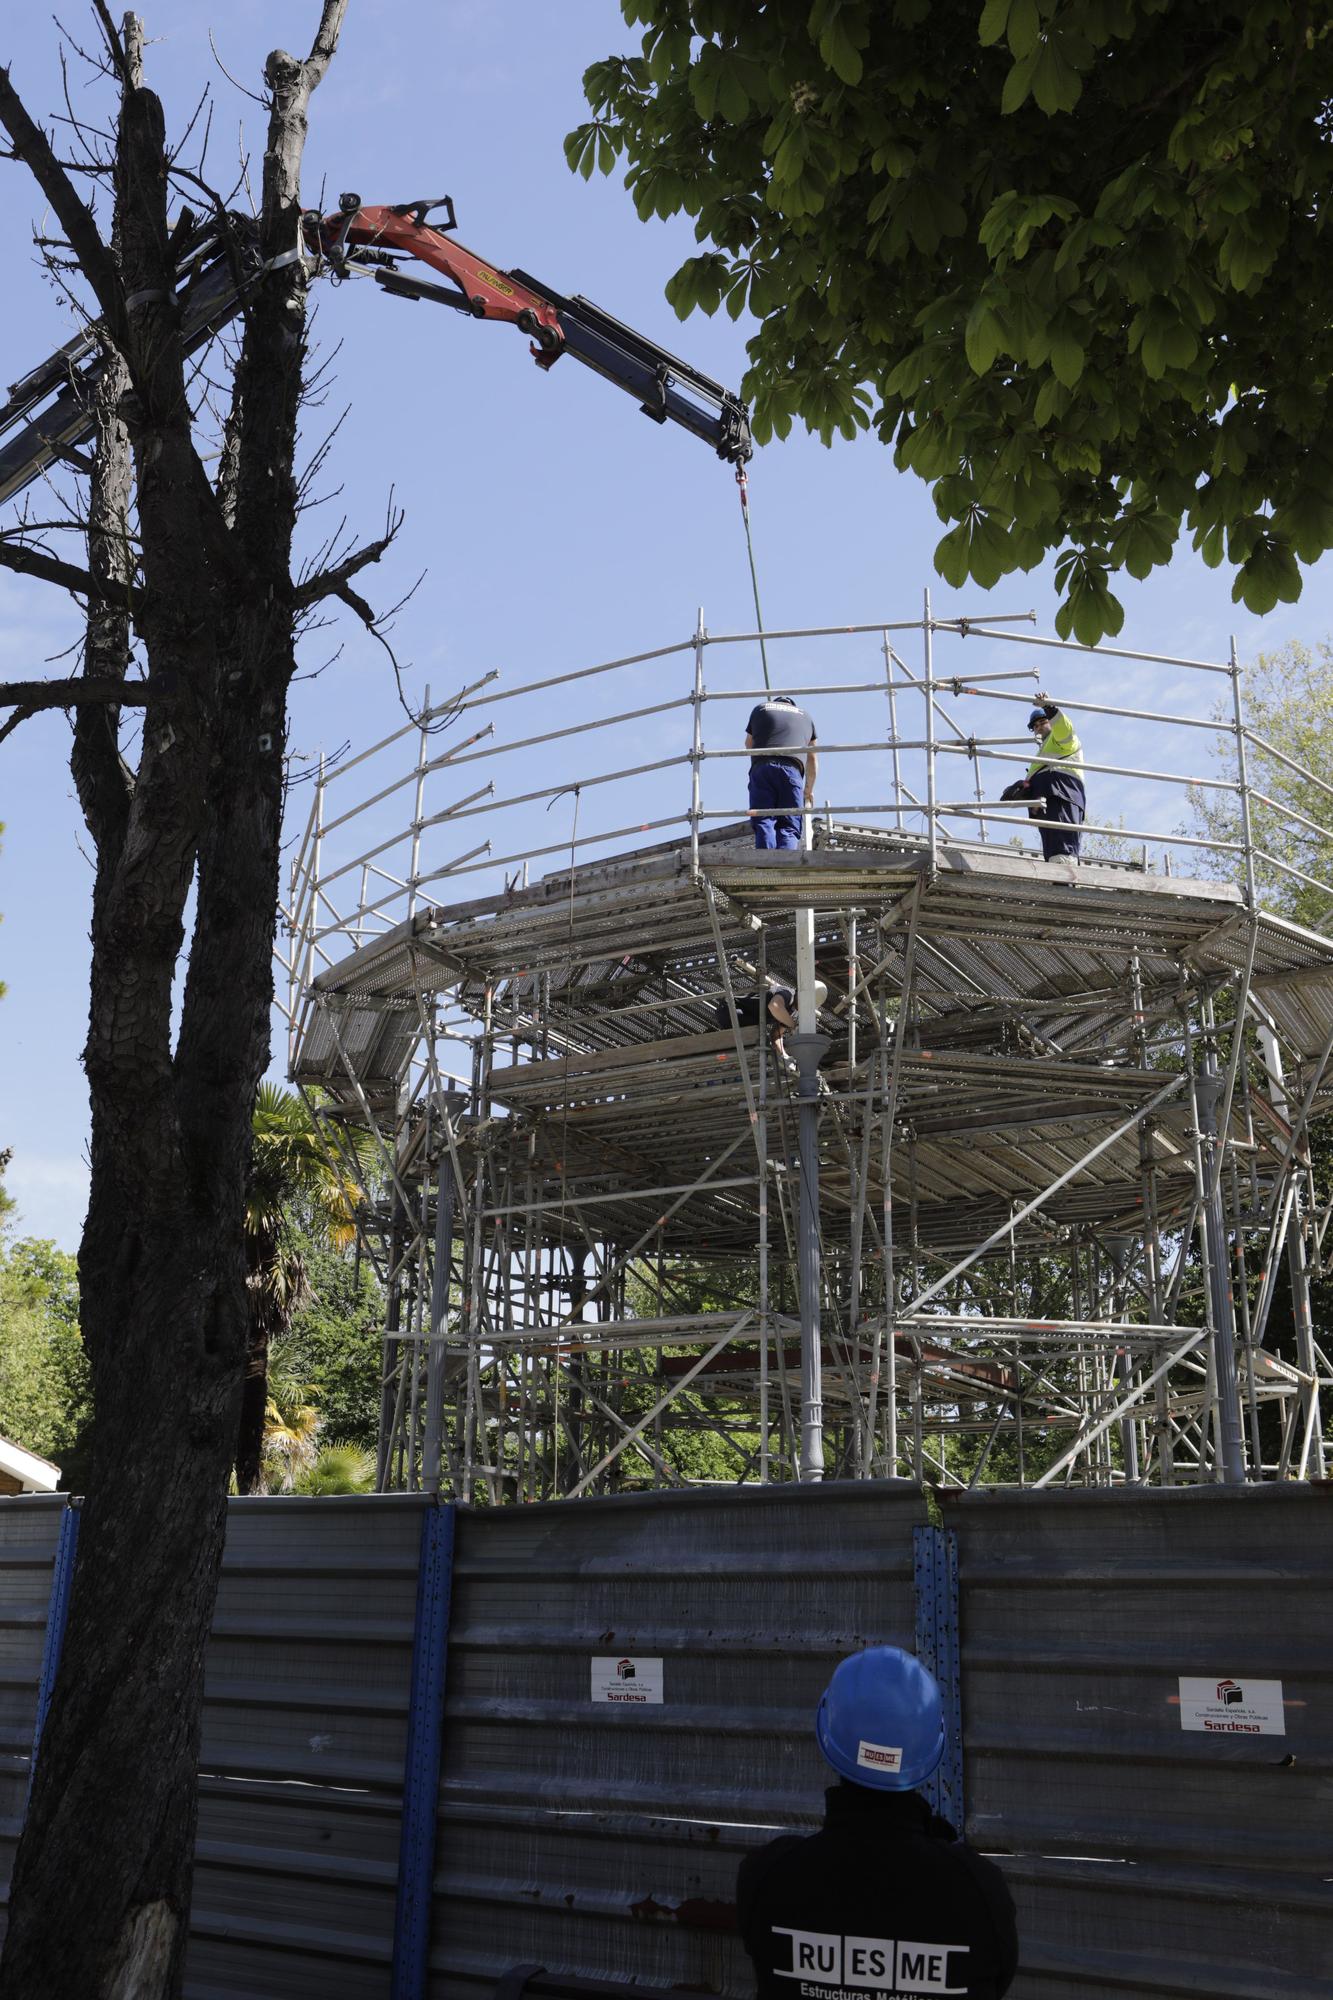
[736,464,771,693]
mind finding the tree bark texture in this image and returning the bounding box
[0,7,350,1996]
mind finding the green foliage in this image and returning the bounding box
[249,1083,362,1253]
[574,3,1333,638]
[294,1443,375,1495]
[241,1086,378,1487]
[252,1236,382,1483]
[1188,637,1333,929]
[0,1239,89,1468]
[260,1351,322,1491]
[277,1234,383,1448]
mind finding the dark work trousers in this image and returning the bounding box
[749,760,804,849]
[1027,768,1085,859]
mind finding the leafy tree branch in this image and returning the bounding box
[573,2,1333,641]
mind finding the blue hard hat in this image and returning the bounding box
[1026,707,1047,728]
[815,1646,945,1791]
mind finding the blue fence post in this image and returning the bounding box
[391,1500,456,2000]
[913,1522,963,1833]
[27,1500,80,1807]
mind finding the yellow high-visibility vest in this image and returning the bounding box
[1028,711,1084,778]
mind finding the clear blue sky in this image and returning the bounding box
[2,0,1331,1249]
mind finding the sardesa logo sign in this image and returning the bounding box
[1178,1676,1285,1736]
[589,1655,663,1705]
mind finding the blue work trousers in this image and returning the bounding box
[1028,769,1085,858]
[749,761,803,850]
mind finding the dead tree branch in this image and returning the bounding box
[89,2,131,85]
[0,538,119,599]
[0,63,127,342]
[292,524,399,607]
[0,674,158,746]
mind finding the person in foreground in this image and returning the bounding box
[1000,696,1085,861]
[737,1647,1018,2000]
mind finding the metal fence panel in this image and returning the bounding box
[0,1497,67,1945]
[999,1855,1333,2000]
[942,1486,1333,2000]
[4,1482,1328,1999]
[184,1494,427,2000]
[431,1481,928,1998]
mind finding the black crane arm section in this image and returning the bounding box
[0,196,752,512]
[514,273,751,465]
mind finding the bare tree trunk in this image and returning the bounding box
[0,8,351,1995]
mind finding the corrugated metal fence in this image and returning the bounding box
[435,1482,927,1997]
[0,1496,65,1922]
[942,1485,1333,2000]
[189,1495,425,2000]
[0,1482,1328,1999]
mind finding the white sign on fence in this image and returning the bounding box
[590,1655,663,1705]
[1178,1676,1285,1736]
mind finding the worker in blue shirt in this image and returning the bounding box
[745,694,818,850]
[1001,695,1084,860]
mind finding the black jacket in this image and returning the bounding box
[736,1784,1018,2000]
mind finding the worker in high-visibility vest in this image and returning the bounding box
[1001,696,1085,860]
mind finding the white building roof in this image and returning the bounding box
[0,1434,61,1493]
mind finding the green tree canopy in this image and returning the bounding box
[572,3,1333,641]
[1191,636,1333,929]
[0,1238,89,1469]
[279,1232,384,1451]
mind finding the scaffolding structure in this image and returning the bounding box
[280,601,1333,1497]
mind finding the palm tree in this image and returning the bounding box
[236,1084,363,1494]
[296,1443,376,1495]
[260,1354,323,1492]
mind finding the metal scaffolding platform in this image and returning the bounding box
[280,604,1333,1496]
